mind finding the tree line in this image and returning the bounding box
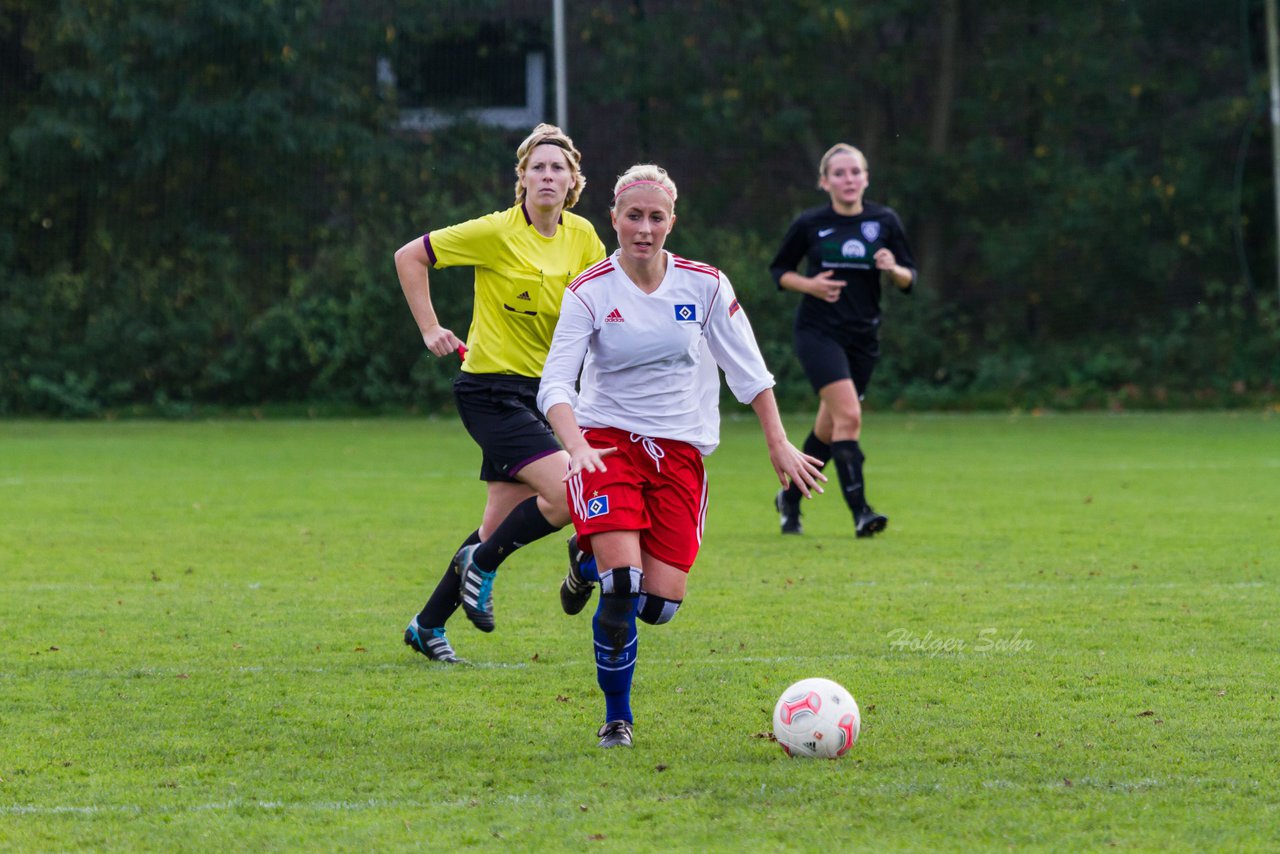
[2,0,1276,416]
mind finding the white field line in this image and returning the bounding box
[3,458,1279,489]
[0,471,464,487]
[0,577,1273,678]
[0,655,877,680]
[2,776,1263,818]
[2,579,1273,595]
[867,460,1280,475]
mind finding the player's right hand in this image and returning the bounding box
[422,324,464,357]
[564,445,618,480]
[809,271,847,303]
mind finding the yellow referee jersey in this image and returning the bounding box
[427,204,606,377]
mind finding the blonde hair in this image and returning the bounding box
[817,143,867,188]
[610,164,678,209]
[514,123,586,209]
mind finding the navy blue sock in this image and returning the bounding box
[472,496,559,572]
[593,567,641,723]
[416,528,481,627]
[579,553,600,583]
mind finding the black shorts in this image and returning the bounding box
[793,326,879,398]
[452,373,562,483]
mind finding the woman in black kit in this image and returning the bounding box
[769,143,916,537]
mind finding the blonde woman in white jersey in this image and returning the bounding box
[537,165,826,748]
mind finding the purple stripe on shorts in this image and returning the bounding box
[508,447,560,477]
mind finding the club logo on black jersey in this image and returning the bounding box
[841,239,867,258]
[861,221,881,242]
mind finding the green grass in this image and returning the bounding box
[2,412,1278,852]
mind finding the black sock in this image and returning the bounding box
[415,529,480,628]
[830,440,868,514]
[803,430,832,463]
[472,496,560,572]
[785,430,831,503]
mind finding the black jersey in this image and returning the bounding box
[769,202,915,341]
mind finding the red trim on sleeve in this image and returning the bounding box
[568,288,596,323]
[703,280,723,327]
[673,256,720,279]
[569,257,615,291]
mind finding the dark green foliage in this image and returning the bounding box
[1,0,1276,415]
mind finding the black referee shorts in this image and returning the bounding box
[793,326,880,398]
[452,373,562,482]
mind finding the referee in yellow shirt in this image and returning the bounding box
[394,124,607,662]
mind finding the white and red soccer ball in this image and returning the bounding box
[772,677,861,759]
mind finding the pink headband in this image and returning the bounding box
[612,179,675,203]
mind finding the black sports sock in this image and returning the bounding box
[803,430,833,463]
[830,439,869,514]
[416,528,480,627]
[472,496,559,572]
[785,430,831,503]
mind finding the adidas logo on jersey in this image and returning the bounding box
[605,308,625,323]
[517,290,531,301]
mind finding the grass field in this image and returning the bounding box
[2,412,1277,851]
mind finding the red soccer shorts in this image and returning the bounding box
[565,425,708,571]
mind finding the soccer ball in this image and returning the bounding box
[772,677,861,759]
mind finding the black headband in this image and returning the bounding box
[532,137,572,153]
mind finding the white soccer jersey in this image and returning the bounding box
[537,250,775,455]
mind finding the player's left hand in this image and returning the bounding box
[873,248,897,271]
[770,444,827,499]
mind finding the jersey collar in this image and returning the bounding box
[521,202,563,226]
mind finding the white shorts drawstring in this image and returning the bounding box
[629,433,665,472]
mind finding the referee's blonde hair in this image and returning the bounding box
[817,143,867,188]
[610,164,678,210]
[514,123,586,209]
